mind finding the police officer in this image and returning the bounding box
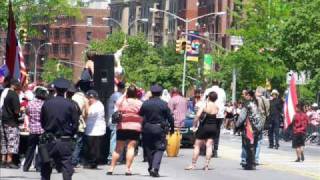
[40,78,79,180]
[139,84,174,177]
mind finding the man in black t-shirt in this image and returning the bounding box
[0,79,21,169]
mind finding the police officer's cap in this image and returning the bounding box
[53,78,70,89]
[86,89,99,99]
[150,84,163,93]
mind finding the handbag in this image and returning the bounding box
[198,102,208,127]
[111,111,122,124]
[111,96,125,124]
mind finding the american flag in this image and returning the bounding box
[284,73,298,129]
[5,0,28,86]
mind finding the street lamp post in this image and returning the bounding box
[28,42,52,83]
[102,17,148,35]
[150,8,226,96]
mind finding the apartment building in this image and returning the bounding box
[23,8,110,82]
[109,0,233,49]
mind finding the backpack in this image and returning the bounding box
[247,100,265,133]
[258,96,270,130]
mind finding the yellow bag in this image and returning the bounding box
[166,131,182,157]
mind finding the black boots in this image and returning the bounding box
[149,168,160,177]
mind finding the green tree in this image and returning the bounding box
[41,59,73,83]
[275,0,320,101]
[89,30,126,55]
[215,0,291,99]
[88,32,198,90]
[0,0,80,39]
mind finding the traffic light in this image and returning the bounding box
[176,39,186,54]
[176,39,181,53]
[19,28,27,42]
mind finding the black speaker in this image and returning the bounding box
[93,55,115,103]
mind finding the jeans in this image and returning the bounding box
[241,134,261,164]
[268,120,280,147]
[255,136,262,164]
[71,133,84,166]
[23,134,41,171]
[108,124,117,161]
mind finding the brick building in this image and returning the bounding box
[23,8,110,82]
[109,0,233,49]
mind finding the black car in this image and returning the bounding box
[180,113,195,147]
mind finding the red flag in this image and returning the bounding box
[245,118,254,144]
[5,0,27,86]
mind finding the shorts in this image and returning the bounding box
[292,133,305,148]
[1,124,20,154]
[117,129,140,141]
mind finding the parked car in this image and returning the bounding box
[180,113,195,147]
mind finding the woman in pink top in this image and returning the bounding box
[107,85,143,175]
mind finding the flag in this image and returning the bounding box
[284,73,298,129]
[245,117,254,144]
[5,1,27,86]
[0,64,9,84]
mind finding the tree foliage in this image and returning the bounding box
[41,59,73,83]
[0,0,80,37]
[275,0,320,101]
[216,0,291,99]
[89,30,126,55]
[88,31,198,90]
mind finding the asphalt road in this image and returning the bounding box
[1,133,319,180]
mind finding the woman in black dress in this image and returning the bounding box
[185,91,219,170]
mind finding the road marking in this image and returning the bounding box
[219,144,320,180]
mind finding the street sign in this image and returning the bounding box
[286,70,309,85]
[230,36,244,46]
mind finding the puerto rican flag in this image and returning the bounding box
[284,73,298,129]
[5,0,27,86]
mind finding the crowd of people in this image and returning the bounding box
[0,74,319,179]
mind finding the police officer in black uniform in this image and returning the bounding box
[139,84,174,177]
[40,78,79,180]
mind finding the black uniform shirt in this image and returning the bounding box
[139,97,174,130]
[41,96,79,136]
[2,89,20,127]
[270,98,283,120]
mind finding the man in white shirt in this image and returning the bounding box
[203,80,226,157]
[83,90,106,169]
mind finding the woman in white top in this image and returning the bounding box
[83,90,106,169]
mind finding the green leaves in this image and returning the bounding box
[88,32,198,90]
[89,31,125,55]
[41,58,73,83]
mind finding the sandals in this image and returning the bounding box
[203,165,209,171]
[184,164,196,170]
[125,169,132,176]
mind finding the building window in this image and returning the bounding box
[64,45,70,55]
[86,16,93,26]
[86,32,92,41]
[65,28,71,38]
[53,44,59,54]
[54,29,59,39]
